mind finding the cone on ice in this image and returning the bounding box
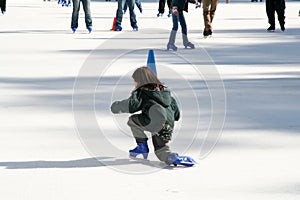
[147,50,157,75]
[110,17,117,30]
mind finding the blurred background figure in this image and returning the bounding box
[157,0,172,17]
[202,0,218,37]
[113,0,138,31]
[0,0,6,15]
[266,0,285,31]
[124,0,142,14]
[71,0,93,33]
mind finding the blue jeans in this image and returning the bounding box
[116,0,137,28]
[71,0,92,28]
[123,0,141,13]
[168,12,188,45]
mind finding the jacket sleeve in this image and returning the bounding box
[110,89,142,114]
[171,97,180,121]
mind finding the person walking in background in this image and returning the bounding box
[266,0,285,31]
[124,0,142,14]
[111,66,196,167]
[167,0,200,51]
[202,0,218,37]
[113,0,138,31]
[157,0,172,17]
[0,0,6,15]
[71,0,93,33]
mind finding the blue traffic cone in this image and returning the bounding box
[147,50,157,75]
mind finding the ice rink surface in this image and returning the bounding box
[0,0,300,199]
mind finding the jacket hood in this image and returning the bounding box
[143,89,172,108]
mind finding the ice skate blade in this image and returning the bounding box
[129,155,149,161]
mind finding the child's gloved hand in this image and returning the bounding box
[172,6,178,16]
[195,1,201,9]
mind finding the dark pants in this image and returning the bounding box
[266,0,285,26]
[116,0,137,28]
[158,0,172,14]
[168,12,189,46]
[71,0,92,29]
[0,0,6,12]
[127,115,173,163]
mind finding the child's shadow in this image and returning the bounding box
[0,157,174,170]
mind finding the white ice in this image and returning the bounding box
[0,0,300,200]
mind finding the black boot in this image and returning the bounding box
[203,29,212,36]
[203,30,210,37]
[267,24,275,32]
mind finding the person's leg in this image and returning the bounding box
[275,0,285,30]
[135,0,142,11]
[82,0,92,29]
[266,0,276,27]
[158,0,166,14]
[210,0,218,28]
[127,0,137,28]
[179,12,194,48]
[178,12,189,45]
[168,14,179,45]
[115,0,126,28]
[167,0,172,14]
[0,0,3,12]
[127,115,148,143]
[71,0,80,29]
[2,0,6,12]
[152,134,172,164]
[202,0,212,33]
[127,115,150,159]
[123,2,128,13]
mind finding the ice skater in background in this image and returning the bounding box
[167,0,201,51]
[0,0,6,15]
[111,67,196,167]
[58,0,72,7]
[157,0,172,17]
[71,0,93,33]
[113,0,138,31]
[124,0,142,14]
[266,0,285,31]
[202,0,218,37]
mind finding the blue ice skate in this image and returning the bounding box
[138,7,143,14]
[157,13,163,17]
[133,25,138,31]
[66,1,71,7]
[71,27,77,33]
[87,26,92,33]
[129,141,149,159]
[167,153,196,167]
[62,0,71,7]
[113,25,122,31]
